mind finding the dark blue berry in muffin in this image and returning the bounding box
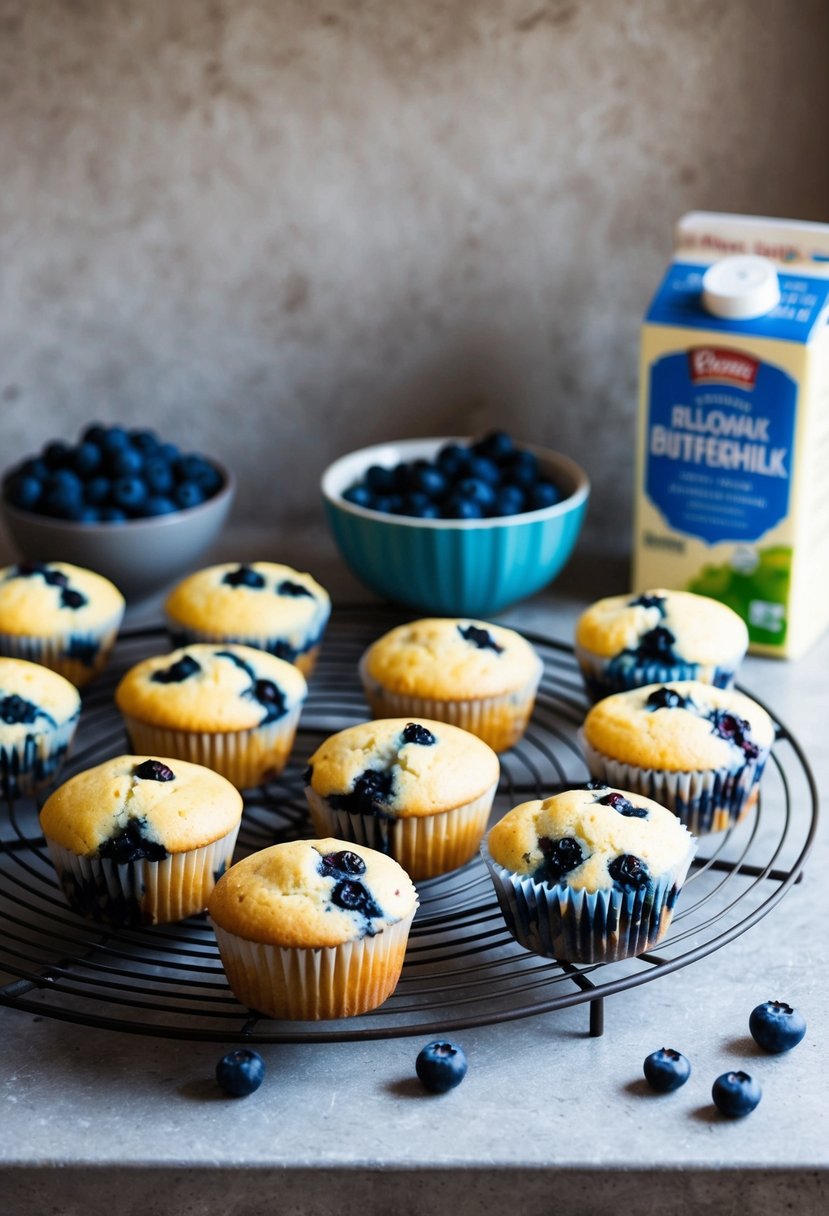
[629,593,667,614]
[457,624,503,653]
[97,817,169,864]
[608,854,651,890]
[250,678,287,724]
[401,722,436,746]
[223,565,266,589]
[132,759,176,782]
[537,835,584,883]
[643,1048,691,1092]
[646,687,689,711]
[330,879,383,920]
[709,710,759,760]
[711,1071,761,1117]
[328,768,395,816]
[318,850,367,877]
[215,1048,266,1098]
[0,693,54,727]
[277,579,314,598]
[151,654,202,683]
[416,1041,468,1093]
[636,625,677,662]
[749,1000,807,1053]
[597,791,648,819]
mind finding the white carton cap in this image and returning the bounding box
[701,255,781,319]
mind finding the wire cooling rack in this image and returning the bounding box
[0,605,818,1043]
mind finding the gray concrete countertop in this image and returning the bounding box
[0,529,826,1216]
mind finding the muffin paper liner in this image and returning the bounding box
[481,840,695,964]
[579,731,769,836]
[165,616,330,677]
[0,613,123,689]
[0,713,79,800]
[574,643,744,701]
[212,907,417,1020]
[358,655,543,753]
[46,823,241,927]
[120,704,303,790]
[305,781,498,881]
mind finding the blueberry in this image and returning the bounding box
[401,722,436,746]
[456,477,496,508]
[436,443,471,479]
[97,818,168,864]
[44,485,84,517]
[749,1000,806,1053]
[457,623,503,652]
[643,1048,691,1092]
[43,440,71,469]
[61,587,87,610]
[528,481,560,510]
[189,461,223,496]
[328,768,395,815]
[607,854,651,890]
[537,835,584,883]
[251,678,287,723]
[108,446,144,479]
[711,1070,762,1117]
[710,710,759,760]
[406,495,441,519]
[100,426,130,452]
[215,1049,266,1098]
[466,456,501,486]
[444,495,484,520]
[151,654,201,683]
[143,495,177,516]
[409,464,448,498]
[629,593,667,613]
[112,476,149,512]
[319,850,366,877]
[81,423,108,446]
[343,484,374,508]
[98,506,127,522]
[597,791,648,819]
[365,464,398,495]
[173,480,205,510]
[637,625,677,661]
[143,458,175,496]
[222,565,266,589]
[415,1041,468,1093]
[472,429,514,462]
[276,579,313,598]
[6,474,43,510]
[330,879,383,919]
[0,693,41,725]
[492,485,526,516]
[132,759,176,782]
[84,475,113,505]
[646,687,688,711]
[128,428,160,453]
[68,437,102,474]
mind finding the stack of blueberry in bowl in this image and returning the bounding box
[321,430,590,617]
[1,424,235,601]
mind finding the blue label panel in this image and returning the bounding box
[647,262,829,344]
[646,351,796,545]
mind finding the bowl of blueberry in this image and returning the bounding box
[1,424,235,601]
[321,432,589,616]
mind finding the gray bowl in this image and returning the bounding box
[1,464,235,602]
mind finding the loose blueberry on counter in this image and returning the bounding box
[223,565,266,589]
[643,1048,691,1092]
[457,623,503,653]
[711,1070,762,1117]
[597,791,648,819]
[749,1000,807,1053]
[401,722,436,746]
[537,835,584,884]
[608,854,651,890]
[646,687,689,711]
[151,654,202,684]
[215,1049,266,1098]
[133,759,176,782]
[415,1041,468,1094]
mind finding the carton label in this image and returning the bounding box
[646,346,796,544]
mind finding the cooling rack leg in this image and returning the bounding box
[589,997,604,1037]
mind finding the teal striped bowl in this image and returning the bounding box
[321,438,589,616]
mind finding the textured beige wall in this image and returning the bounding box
[1,0,828,553]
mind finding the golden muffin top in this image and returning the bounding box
[0,561,125,635]
[360,618,543,700]
[164,562,330,650]
[208,838,418,948]
[575,589,748,666]
[582,681,775,772]
[40,754,243,856]
[116,643,307,733]
[486,784,695,892]
[305,717,499,818]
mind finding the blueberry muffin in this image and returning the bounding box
[0,561,125,687]
[163,561,331,676]
[359,618,543,752]
[40,754,243,926]
[208,838,418,1020]
[304,718,500,879]
[0,657,81,799]
[483,785,696,963]
[575,589,749,699]
[116,643,307,789]
[581,681,775,835]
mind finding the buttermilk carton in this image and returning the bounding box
[633,211,829,658]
